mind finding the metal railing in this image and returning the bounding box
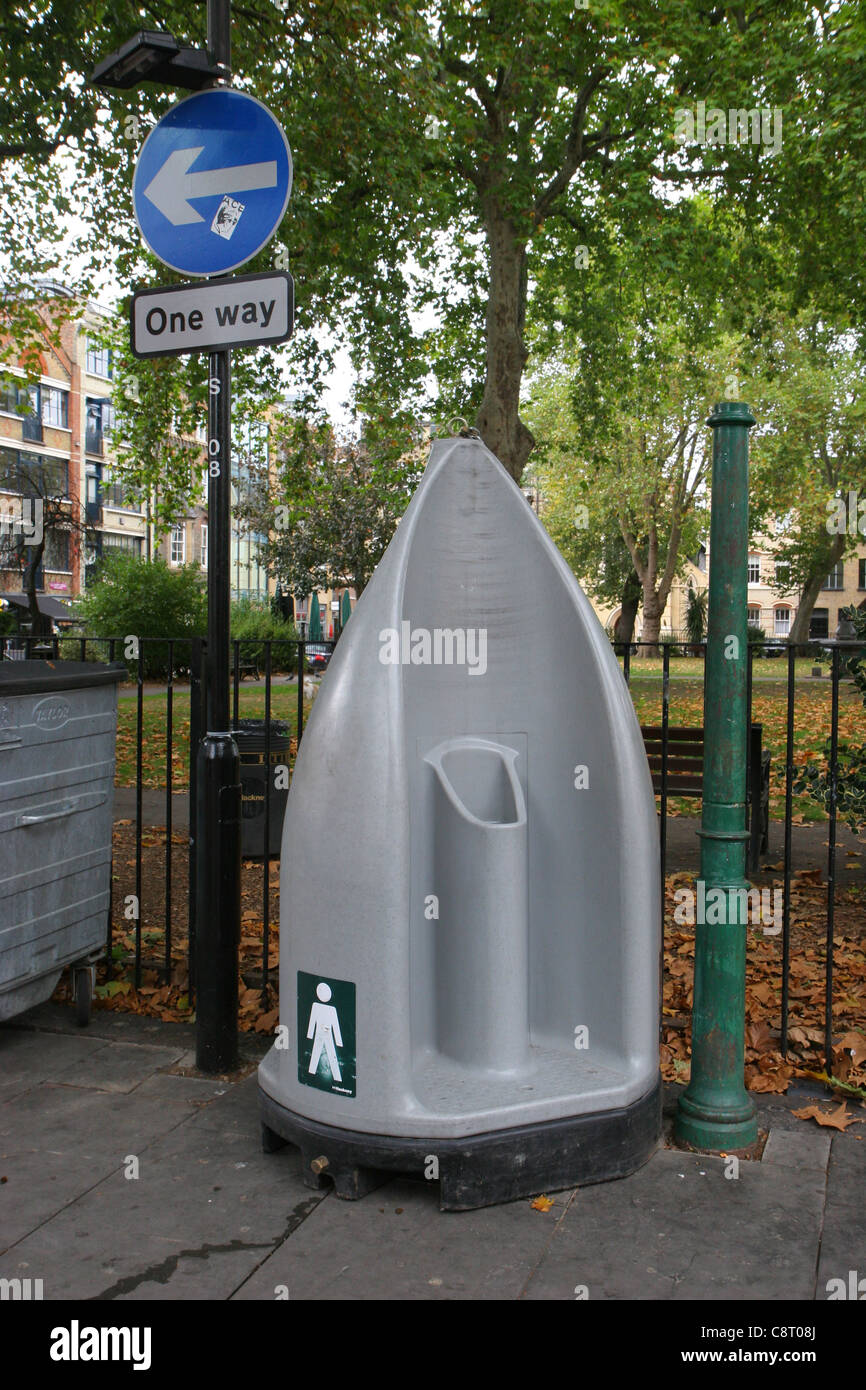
[2,630,862,1086]
[614,637,864,1076]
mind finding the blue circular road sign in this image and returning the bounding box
[133,88,292,277]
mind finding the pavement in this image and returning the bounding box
[1,1003,864,1303]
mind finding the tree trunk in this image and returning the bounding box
[638,582,665,657]
[614,573,641,645]
[475,205,535,483]
[788,532,846,647]
[23,538,49,638]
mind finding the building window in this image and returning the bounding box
[170,524,185,566]
[40,387,69,429]
[0,379,36,417]
[0,378,20,414]
[0,447,67,497]
[100,465,141,512]
[201,524,208,570]
[748,557,761,585]
[0,383,42,439]
[747,606,762,628]
[859,558,866,589]
[823,561,844,590]
[99,472,121,509]
[774,607,791,637]
[43,530,70,571]
[231,524,268,598]
[810,608,829,640]
[101,533,142,558]
[85,340,112,378]
[0,530,24,569]
[85,399,115,455]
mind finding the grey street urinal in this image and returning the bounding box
[259,434,660,1209]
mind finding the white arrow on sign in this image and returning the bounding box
[143,146,279,226]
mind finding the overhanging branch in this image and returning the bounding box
[534,67,610,215]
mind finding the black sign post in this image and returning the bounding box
[194,0,241,1074]
[194,335,241,1073]
[93,0,292,1074]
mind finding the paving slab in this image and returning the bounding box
[521,1127,832,1301]
[0,1029,111,1103]
[189,1070,267,1135]
[41,1041,187,1094]
[825,1130,866,1182]
[814,1131,866,1301]
[761,1126,832,1173]
[0,1081,196,1251]
[232,1171,567,1301]
[131,1071,242,1111]
[0,1122,318,1301]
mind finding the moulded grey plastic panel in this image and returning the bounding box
[0,664,123,1020]
[259,438,659,1139]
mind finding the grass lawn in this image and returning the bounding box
[615,656,823,682]
[114,686,312,787]
[623,665,863,823]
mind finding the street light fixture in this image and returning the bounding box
[90,30,224,91]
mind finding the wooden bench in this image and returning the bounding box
[236,660,260,681]
[640,723,770,871]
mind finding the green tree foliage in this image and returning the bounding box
[748,310,866,644]
[522,364,642,640]
[239,412,426,599]
[230,598,297,673]
[795,606,866,832]
[748,4,866,334]
[526,205,746,651]
[73,551,206,676]
[90,309,285,538]
[0,3,115,369]
[6,2,838,482]
[685,585,708,646]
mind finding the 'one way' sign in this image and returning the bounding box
[130,271,293,359]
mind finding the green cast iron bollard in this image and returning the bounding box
[675,401,759,1151]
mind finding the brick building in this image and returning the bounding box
[0,287,280,619]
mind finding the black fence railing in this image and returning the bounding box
[613,638,864,1074]
[2,631,862,1084]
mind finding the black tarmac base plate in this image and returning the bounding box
[259,1081,662,1211]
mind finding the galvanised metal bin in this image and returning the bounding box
[0,659,125,1024]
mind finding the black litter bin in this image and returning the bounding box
[234,719,292,857]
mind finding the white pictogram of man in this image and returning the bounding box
[307,982,343,1082]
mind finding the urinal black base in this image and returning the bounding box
[259,1080,662,1211]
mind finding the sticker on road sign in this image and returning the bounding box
[298,972,356,1097]
[211,196,244,239]
[132,88,292,277]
